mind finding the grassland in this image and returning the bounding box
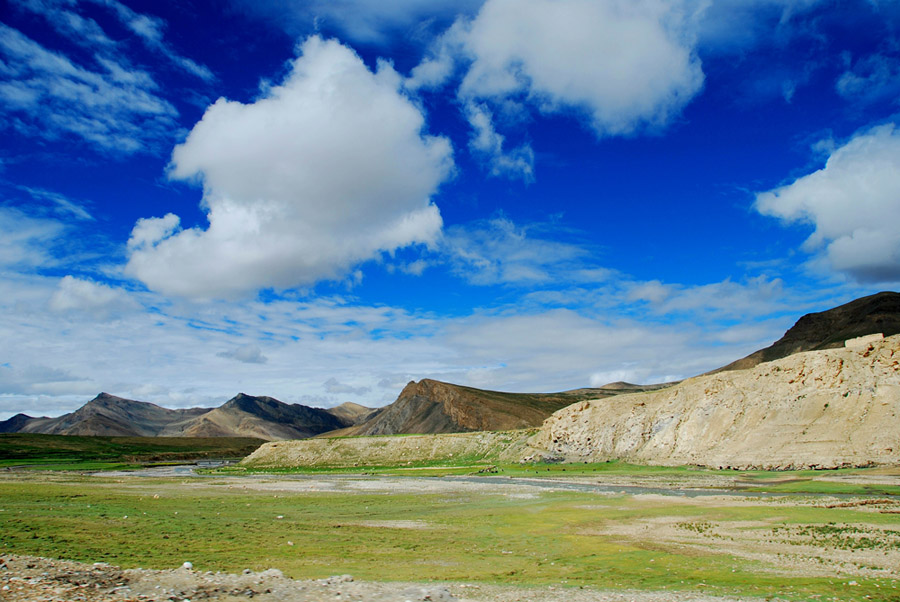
[0,433,265,470]
[1,471,899,601]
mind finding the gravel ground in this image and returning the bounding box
[0,555,768,602]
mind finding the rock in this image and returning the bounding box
[531,335,900,470]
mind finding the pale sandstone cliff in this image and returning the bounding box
[531,335,900,469]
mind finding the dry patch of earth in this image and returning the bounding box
[583,494,900,580]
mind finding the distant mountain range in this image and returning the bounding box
[0,382,667,441]
[0,393,368,440]
[2,291,897,441]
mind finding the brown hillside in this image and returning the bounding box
[715,290,900,372]
[17,393,209,437]
[341,379,674,436]
[179,393,345,440]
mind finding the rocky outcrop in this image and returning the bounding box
[715,291,900,372]
[531,335,900,470]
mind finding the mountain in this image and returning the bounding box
[0,413,37,434]
[11,393,209,437]
[533,334,900,470]
[336,378,674,437]
[715,291,900,373]
[179,393,347,440]
[1,392,374,440]
[325,402,381,426]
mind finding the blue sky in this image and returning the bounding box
[1,0,899,419]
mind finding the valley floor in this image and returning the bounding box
[1,470,899,601]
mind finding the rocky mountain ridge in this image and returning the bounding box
[0,393,370,441]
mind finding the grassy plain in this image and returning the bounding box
[0,433,265,470]
[1,471,899,601]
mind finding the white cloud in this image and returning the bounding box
[16,0,214,82]
[49,275,138,319]
[0,22,178,153]
[755,124,900,283]
[15,0,118,49]
[323,377,371,396]
[627,276,787,319]
[836,53,900,105]
[126,36,453,299]
[454,0,704,137]
[127,213,180,250]
[0,363,95,398]
[0,248,848,421]
[19,186,93,221]
[441,217,608,286]
[0,208,65,269]
[464,101,534,180]
[217,344,268,364]
[87,0,215,81]
[230,0,484,44]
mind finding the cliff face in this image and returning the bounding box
[531,335,900,470]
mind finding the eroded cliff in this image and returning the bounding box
[531,335,900,469]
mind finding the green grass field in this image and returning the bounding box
[0,433,266,469]
[1,473,898,601]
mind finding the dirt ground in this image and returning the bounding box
[0,554,770,602]
[3,471,899,601]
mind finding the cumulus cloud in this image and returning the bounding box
[755,124,900,283]
[217,344,268,364]
[453,0,704,137]
[49,275,138,319]
[126,36,453,299]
